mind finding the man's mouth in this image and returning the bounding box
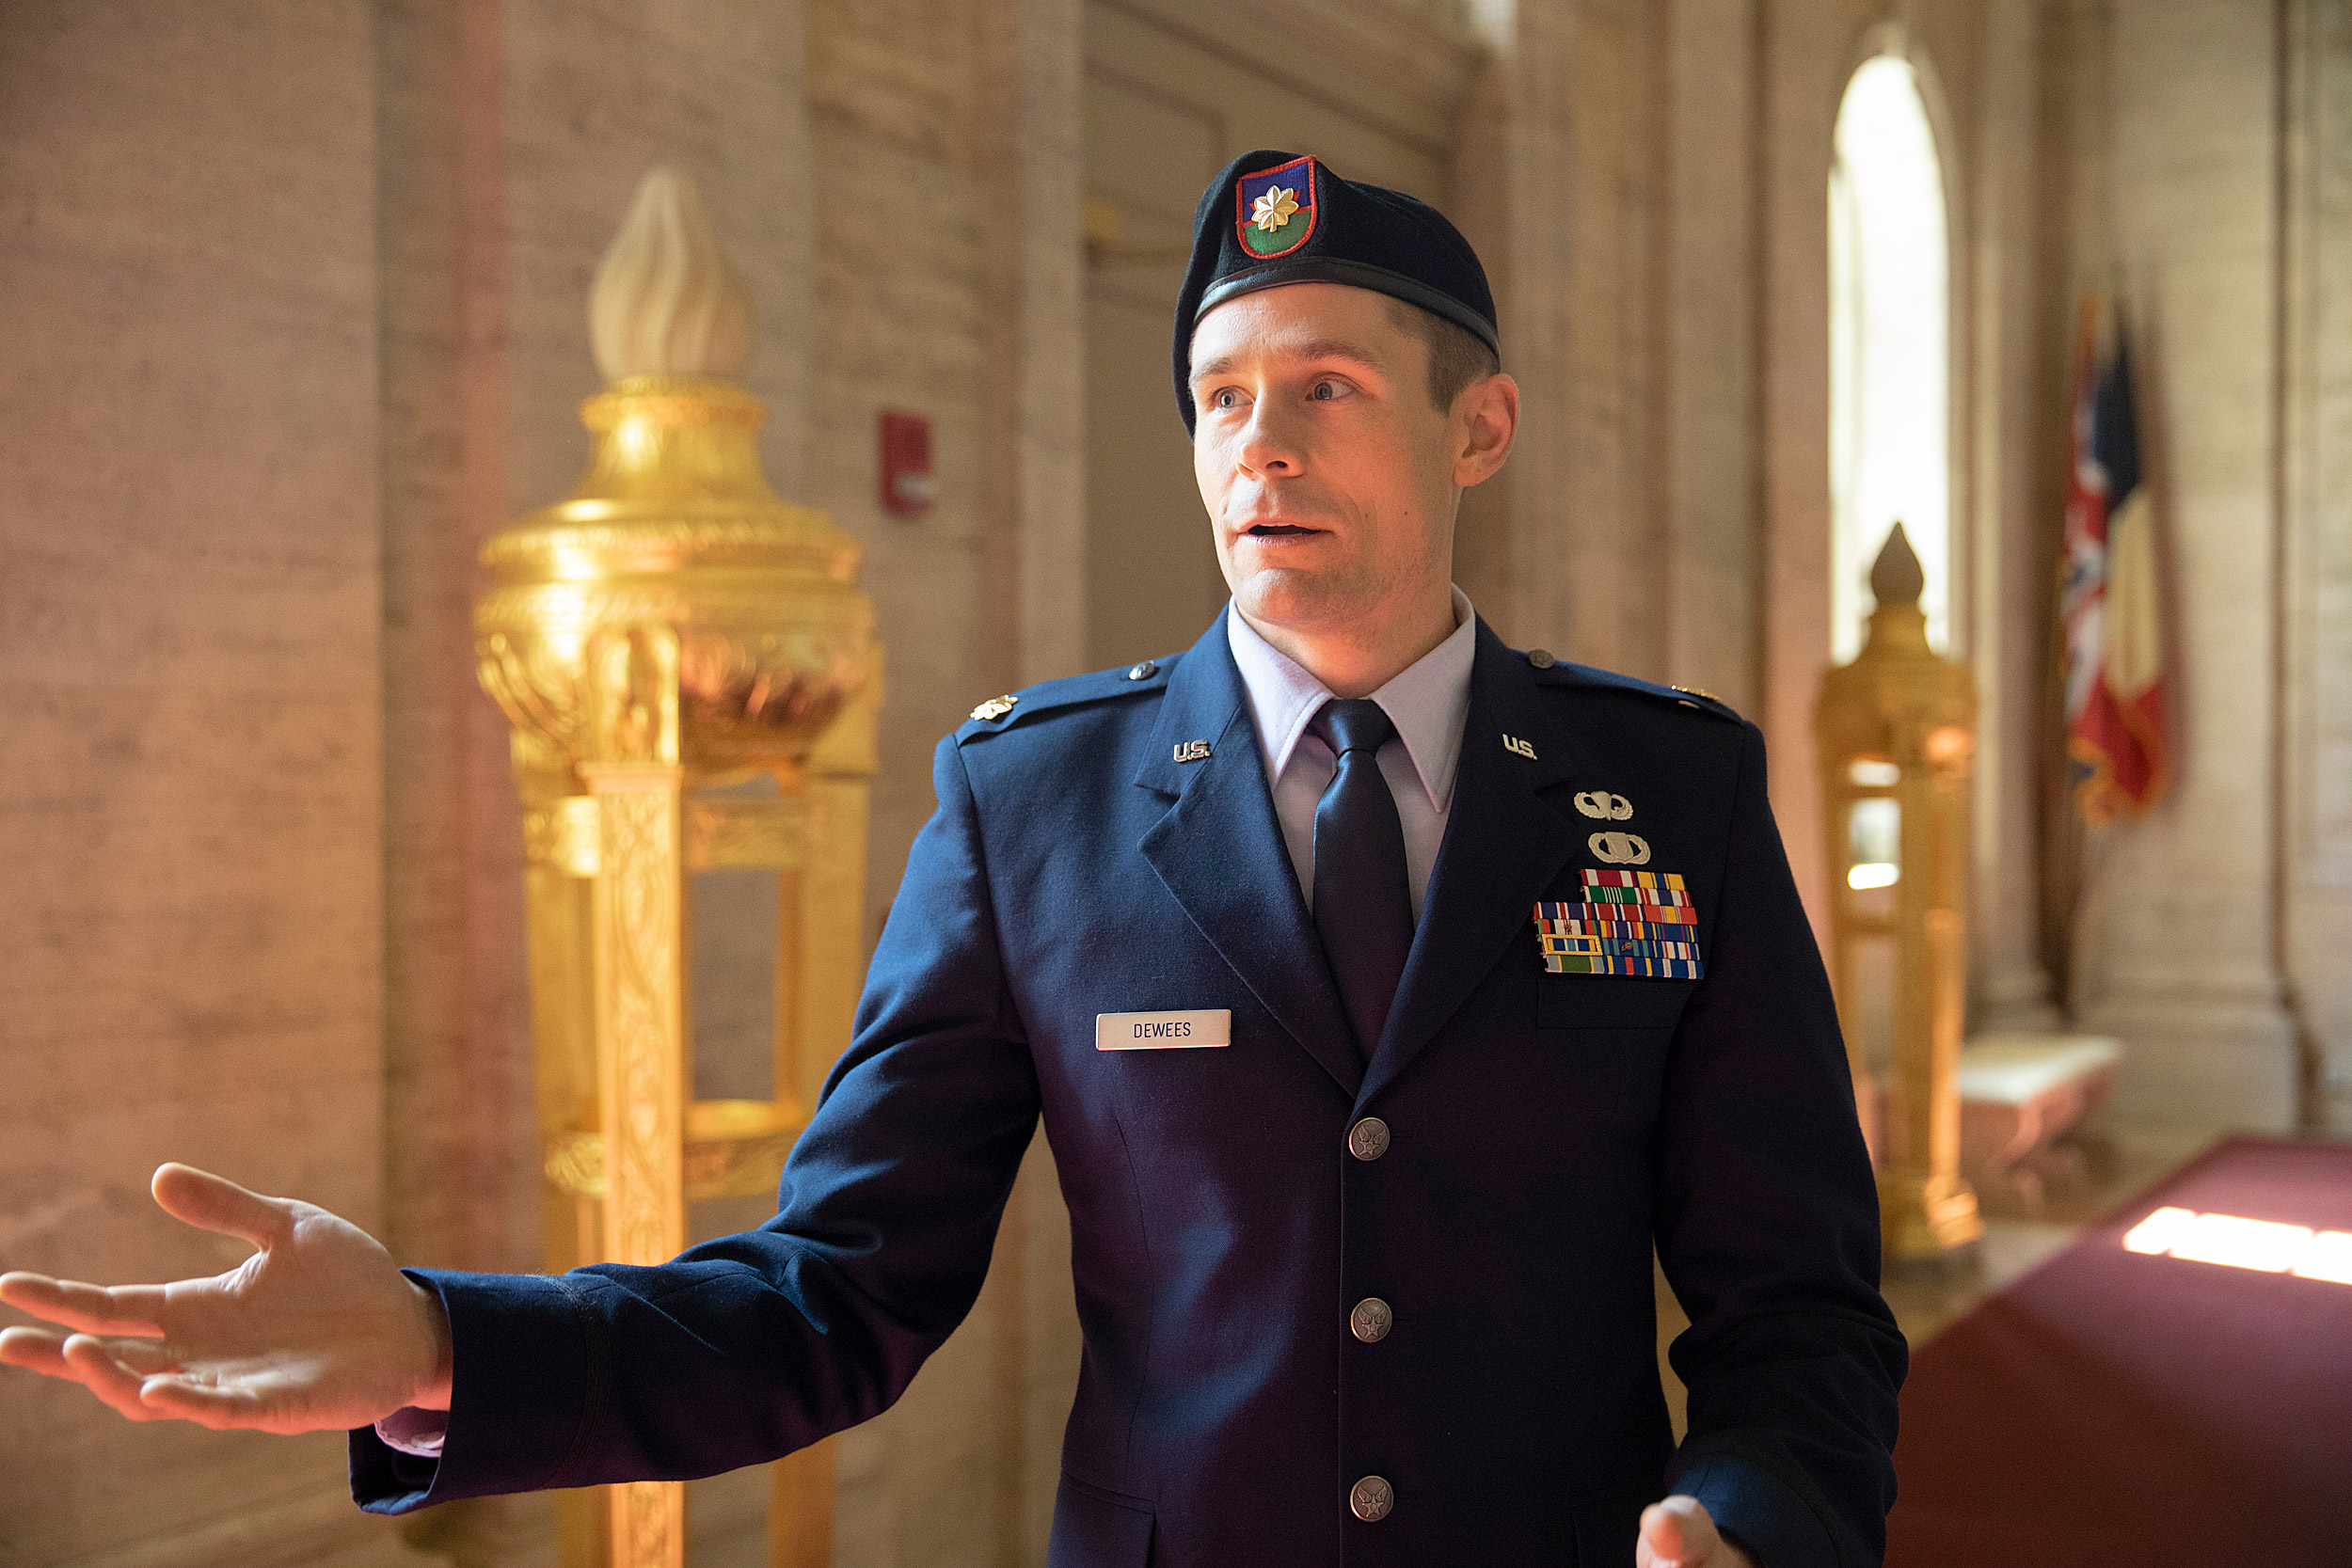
[1243,523,1323,538]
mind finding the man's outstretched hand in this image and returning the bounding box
[1638,1495,1756,1568]
[0,1164,452,1434]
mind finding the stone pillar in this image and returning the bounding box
[2279,0,2352,1130]
[2079,0,2296,1131]
[1458,0,1580,653]
[1661,0,1762,712]
[1966,0,2062,1030]
[1757,0,1852,945]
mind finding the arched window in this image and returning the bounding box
[1828,55,1950,662]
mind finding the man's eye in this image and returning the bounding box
[1213,388,1239,409]
[1310,379,1345,401]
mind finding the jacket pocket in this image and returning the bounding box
[1537,975,1695,1031]
[1048,1473,1155,1568]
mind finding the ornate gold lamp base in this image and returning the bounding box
[1819,524,1982,1268]
[478,167,877,1568]
[1879,1167,1985,1261]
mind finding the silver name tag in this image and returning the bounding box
[1095,1009,1231,1050]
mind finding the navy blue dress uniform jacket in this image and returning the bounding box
[354,611,1906,1567]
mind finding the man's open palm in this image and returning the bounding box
[0,1164,451,1433]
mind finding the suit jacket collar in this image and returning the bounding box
[1357,620,1583,1105]
[1136,610,1363,1096]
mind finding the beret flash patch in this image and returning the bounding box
[1236,155,1317,260]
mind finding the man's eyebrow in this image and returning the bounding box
[1188,338,1386,387]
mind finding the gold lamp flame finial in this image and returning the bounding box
[589,165,755,383]
[1869,520,1927,611]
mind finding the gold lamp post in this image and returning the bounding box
[475,166,878,1568]
[1816,524,1982,1262]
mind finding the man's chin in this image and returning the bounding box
[1230,568,1364,632]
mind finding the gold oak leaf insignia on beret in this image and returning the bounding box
[1250,185,1300,232]
[970,693,1018,722]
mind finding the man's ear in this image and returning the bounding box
[1454,372,1518,488]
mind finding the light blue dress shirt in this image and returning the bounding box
[1224,585,1477,923]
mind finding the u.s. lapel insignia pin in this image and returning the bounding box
[1173,739,1213,764]
[1573,791,1633,820]
[1502,734,1537,760]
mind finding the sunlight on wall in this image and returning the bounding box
[1829,55,1950,663]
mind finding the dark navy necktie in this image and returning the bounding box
[1311,699,1414,1063]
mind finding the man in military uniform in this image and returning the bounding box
[2,152,1903,1567]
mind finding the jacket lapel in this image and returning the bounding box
[1136,610,1363,1098]
[1359,620,1584,1107]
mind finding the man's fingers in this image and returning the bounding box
[151,1164,289,1251]
[9,1326,279,1433]
[59,1334,177,1422]
[1638,1496,1718,1567]
[0,1323,72,1377]
[0,1272,167,1337]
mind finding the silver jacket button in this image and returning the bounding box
[1526,647,1556,669]
[1346,1117,1390,1161]
[1125,660,1157,680]
[1349,1475,1394,1522]
[1350,1297,1393,1342]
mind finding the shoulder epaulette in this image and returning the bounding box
[954,653,1180,743]
[1520,648,1744,723]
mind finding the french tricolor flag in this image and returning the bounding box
[2059,295,2168,821]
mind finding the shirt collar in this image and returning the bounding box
[1226,585,1478,812]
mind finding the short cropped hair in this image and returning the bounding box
[1386,296,1501,413]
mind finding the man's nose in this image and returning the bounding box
[1237,401,1305,477]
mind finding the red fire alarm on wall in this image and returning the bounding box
[880,409,935,517]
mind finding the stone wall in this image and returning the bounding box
[0,3,414,1563]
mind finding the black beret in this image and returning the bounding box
[1171,149,1500,433]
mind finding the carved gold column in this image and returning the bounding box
[1817,525,1983,1261]
[476,166,876,1568]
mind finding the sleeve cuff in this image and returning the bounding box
[373,1405,448,1457]
[1669,1451,1840,1568]
[348,1267,602,1514]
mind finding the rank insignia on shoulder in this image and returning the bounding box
[970,693,1018,722]
[1670,683,1740,718]
[1173,738,1213,764]
[1534,870,1704,978]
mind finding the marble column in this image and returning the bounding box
[2078,0,2296,1131]
[1965,0,2062,1030]
[1661,0,1762,714]
[2280,0,2352,1131]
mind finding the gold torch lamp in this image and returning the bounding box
[474,166,876,1568]
[1816,524,1982,1262]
